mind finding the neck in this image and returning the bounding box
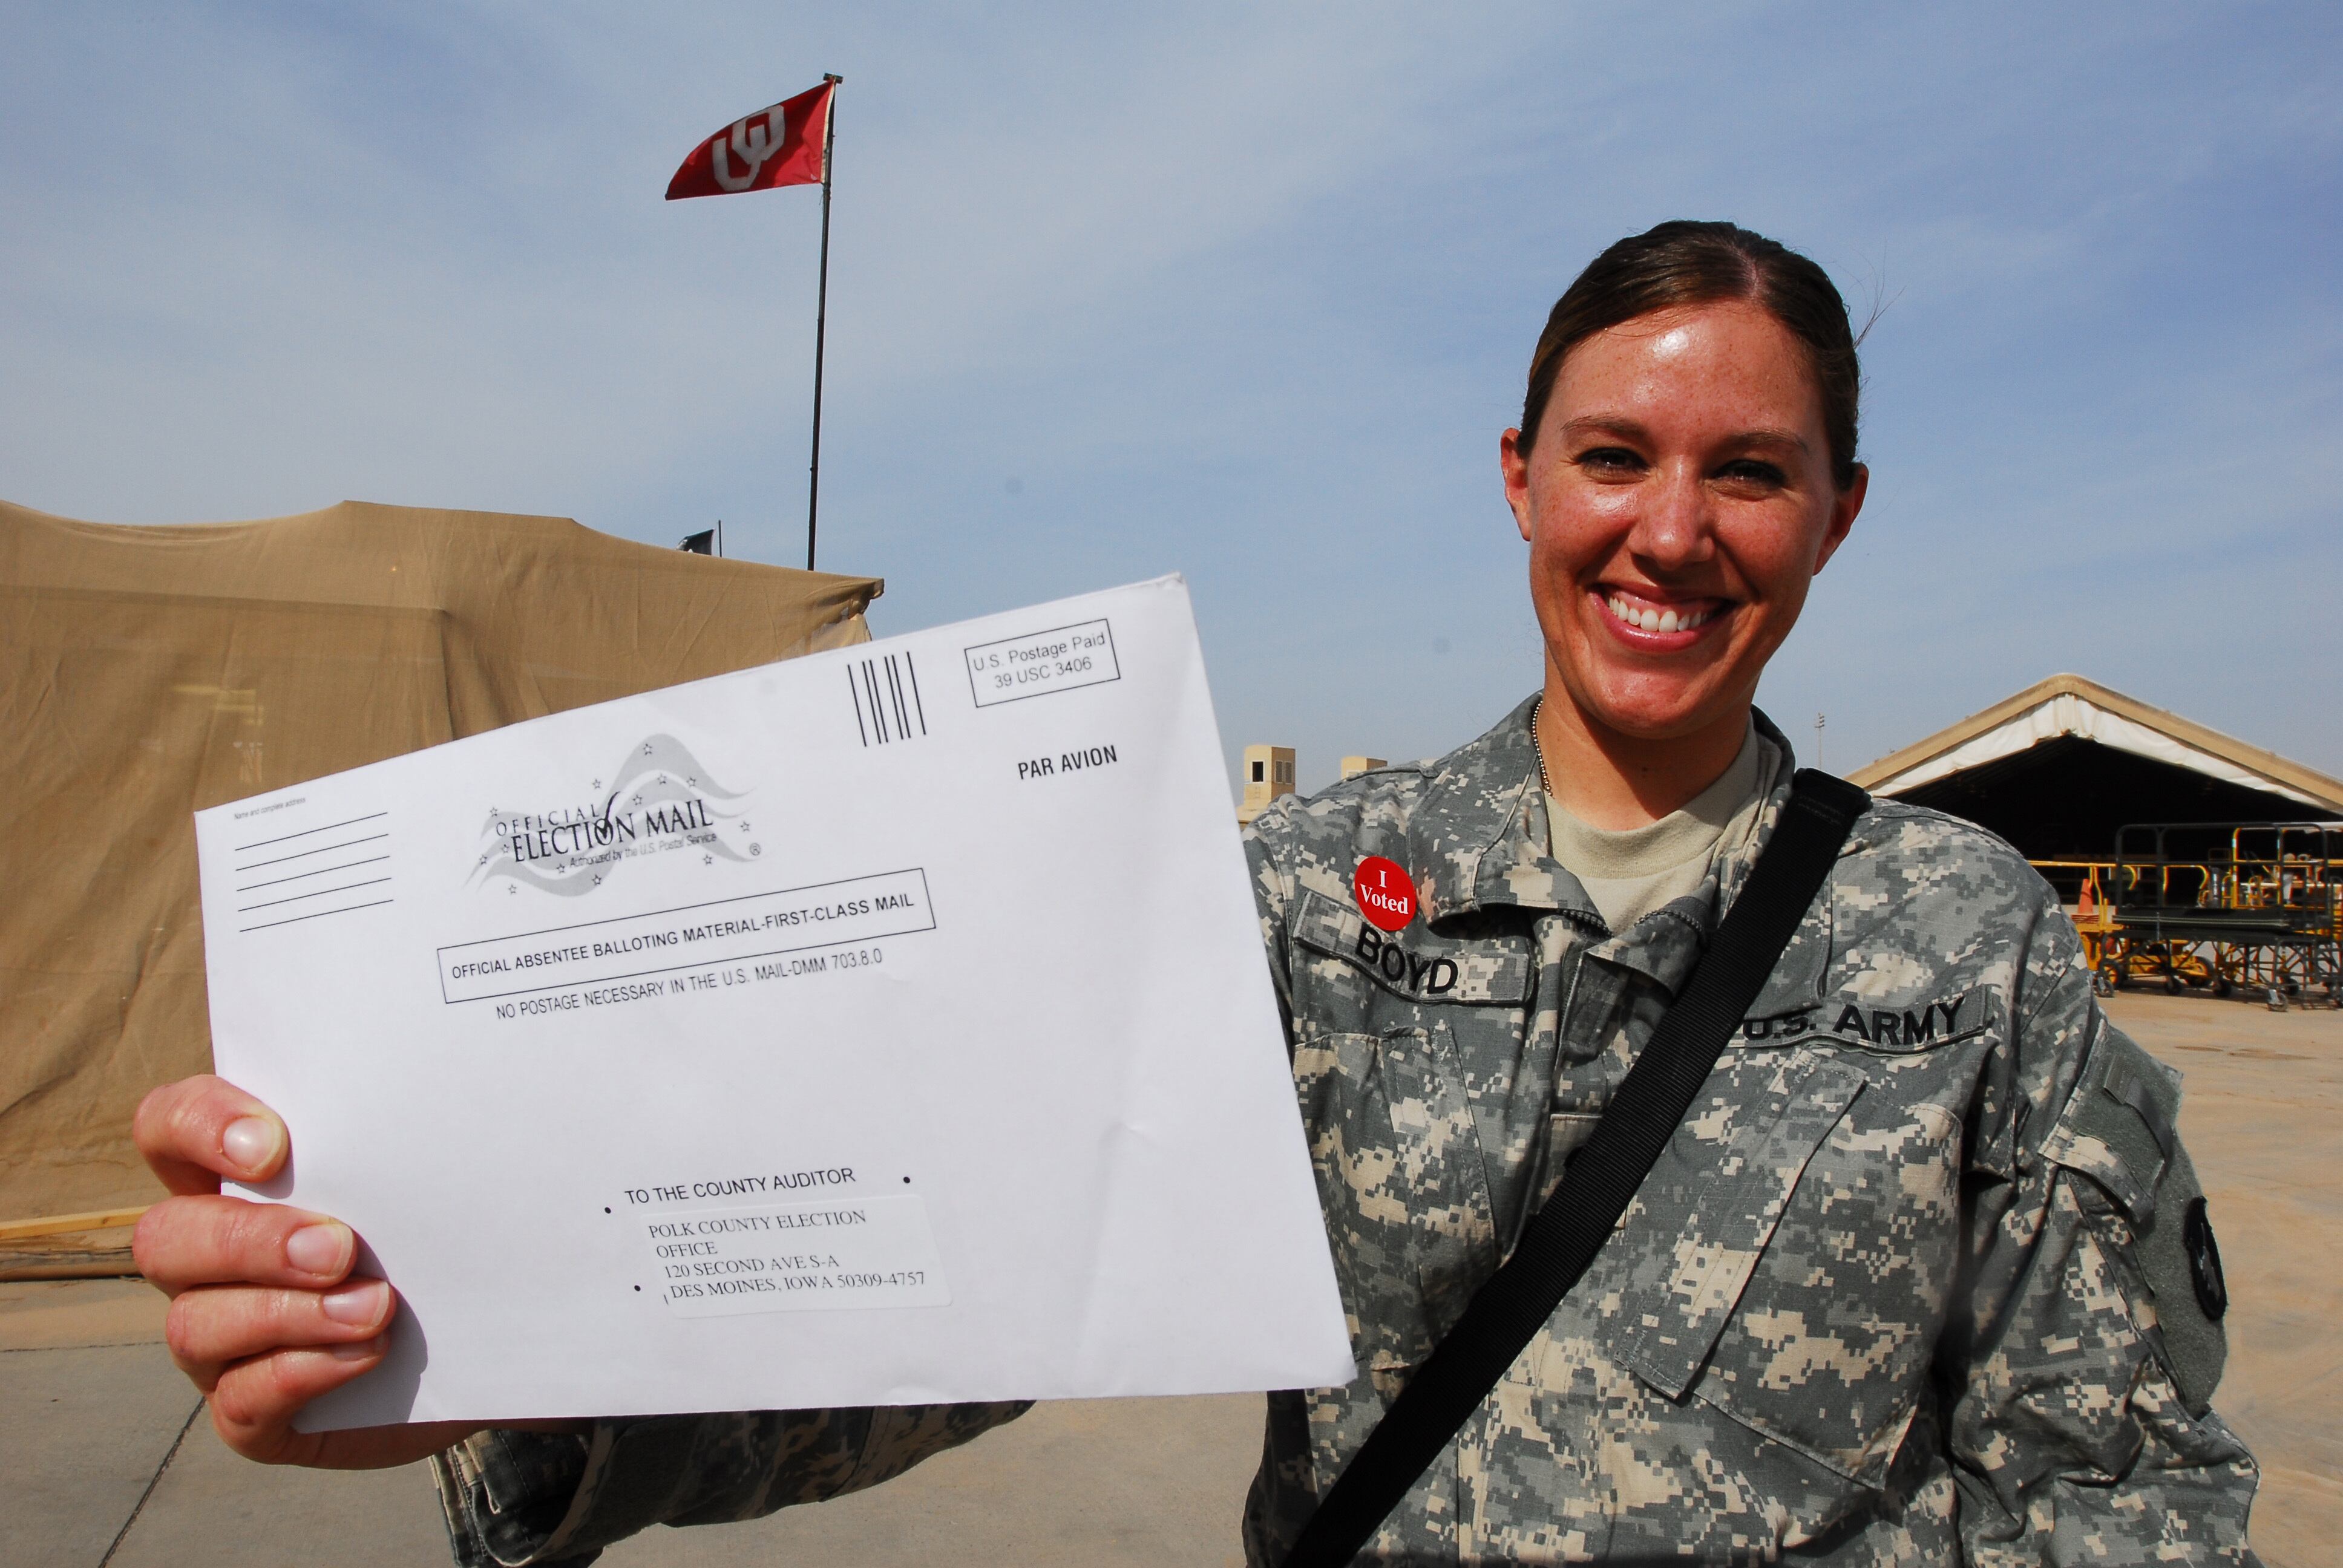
[1536,673,1753,831]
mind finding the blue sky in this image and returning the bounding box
[4,3,2337,791]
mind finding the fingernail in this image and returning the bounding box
[285,1223,351,1276]
[321,1279,389,1325]
[221,1116,281,1174]
[328,1336,384,1362]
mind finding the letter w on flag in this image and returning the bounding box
[666,80,835,200]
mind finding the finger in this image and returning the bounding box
[134,1195,356,1293]
[206,1339,392,1463]
[134,1075,289,1195]
[235,1417,487,1473]
[166,1278,395,1370]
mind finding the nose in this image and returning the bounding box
[1626,462,1714,573]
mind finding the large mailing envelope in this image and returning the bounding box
[195,577,1353,1429]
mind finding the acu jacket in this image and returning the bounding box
[435,700,2258,1567]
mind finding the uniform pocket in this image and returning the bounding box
[1290,1025,1498,1380]
[1685,1082,1964,1486]
[1609,1051,1869,1406]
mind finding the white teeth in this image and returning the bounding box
[1607,595,1714,633]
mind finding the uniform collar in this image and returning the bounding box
[1403,693,1578,927]
[1405,698,1833,1009]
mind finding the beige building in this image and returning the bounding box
[1237,749,1394,823]
[1238,744,1296,826]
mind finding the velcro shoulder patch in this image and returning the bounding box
[2040,1029,2179,1223]
[2039,1025,2227,1415]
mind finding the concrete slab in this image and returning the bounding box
[103,1423,449,1568]
[10,995,2335,1567]
[0,1276,166,1351]
[2,1342,199,1568]
[596,1393,1262,1567]
[0,1279,1263,1568]
[2107,993,2343,1568]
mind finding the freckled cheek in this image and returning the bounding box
[1729,550,1815,612]
[1712,521,1821,604]
[1722,581,1810,660]
[1722,503,1830,573]
[1530,492,1639,579]
[1525,557,1601,642]
[1528,543,1613,613]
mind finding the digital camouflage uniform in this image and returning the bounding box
[435,697,2258,1567]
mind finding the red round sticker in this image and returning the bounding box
[1354,856,1417,932]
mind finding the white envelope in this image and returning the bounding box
[195,576,1354,1430]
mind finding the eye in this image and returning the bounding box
[1715,458,1788,488]
[1575,445,1645,474]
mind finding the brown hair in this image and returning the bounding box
[1516,220,1866,489]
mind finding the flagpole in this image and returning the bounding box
[804,73,841,573]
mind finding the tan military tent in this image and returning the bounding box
[1848,673,2343,861]
[0,498,880,1237]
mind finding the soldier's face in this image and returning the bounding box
[1501,299,1866,748]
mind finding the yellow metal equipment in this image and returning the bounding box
[2033,823,2342,1007]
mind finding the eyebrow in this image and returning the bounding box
[1558,416,1813,456]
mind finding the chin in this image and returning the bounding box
[1592,707,1723,743]
[1572,669,1748,743]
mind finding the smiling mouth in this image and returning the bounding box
[1598,589,1726,637]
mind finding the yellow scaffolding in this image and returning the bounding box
[2032,822,2342,1007]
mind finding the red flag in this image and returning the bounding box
[666,80,834,201]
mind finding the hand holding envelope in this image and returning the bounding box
[147,578,1351,1445]
[131,1074,501,1468]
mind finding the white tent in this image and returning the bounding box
[1847,674,2343,860]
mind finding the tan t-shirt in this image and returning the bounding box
[1545,722,1781,933]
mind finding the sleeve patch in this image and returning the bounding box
[2184,1195,2229,1322]
[2042,1028,2229,1416]
[2039,1031,2177,1224]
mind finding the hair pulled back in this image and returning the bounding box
[1518,221,1865,490]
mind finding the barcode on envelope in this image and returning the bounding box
[850,653,926,746]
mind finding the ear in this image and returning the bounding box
[1812,463,1866,574]
[1501,428,1535,543]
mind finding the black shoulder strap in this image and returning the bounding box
[1282,769,1870,1568]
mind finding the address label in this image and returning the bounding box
[644,1193,952,1319]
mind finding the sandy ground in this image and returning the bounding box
[7,992,2334,1566]
[2103,992,2343,1568]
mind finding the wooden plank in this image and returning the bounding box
[0,1247,139,1281]
[0,1206,151,1242]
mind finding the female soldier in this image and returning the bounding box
[131,221,2259,1565]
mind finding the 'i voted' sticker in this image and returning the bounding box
[1353,856,1417,932]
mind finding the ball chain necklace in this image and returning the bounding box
[1530,696,1555,799]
